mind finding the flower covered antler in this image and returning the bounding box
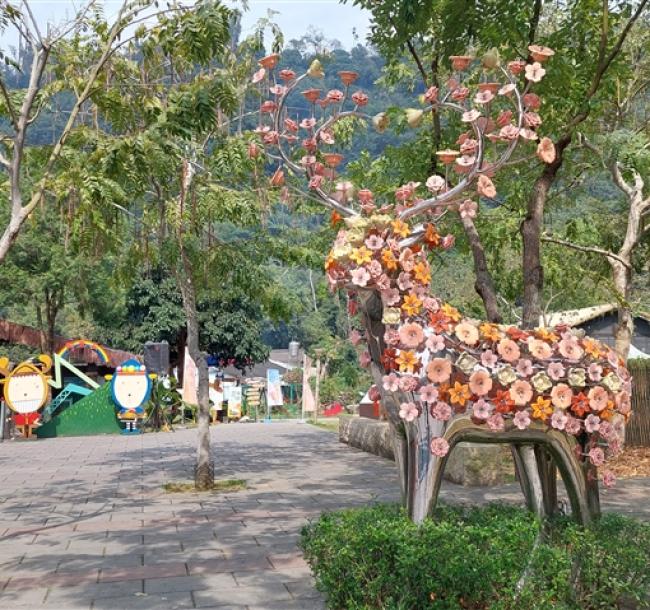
[252,47,557,234]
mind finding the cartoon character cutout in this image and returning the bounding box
[106,359,154,433]
[0,355,52,438]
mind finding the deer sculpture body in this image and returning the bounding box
[252,48,632,525]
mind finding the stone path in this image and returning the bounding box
[0,422,647,610]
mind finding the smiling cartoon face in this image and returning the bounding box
[111,360,151,411]
[4,365,48,414]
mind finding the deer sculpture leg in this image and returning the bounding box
[253,48,633,526]
[359,291,551,523]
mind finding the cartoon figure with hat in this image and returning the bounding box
[0,355,52,438]
[106,359,155,434]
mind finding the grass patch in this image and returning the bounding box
[301,503,650,609]
[163,479,246,494]
[310,420,340,433]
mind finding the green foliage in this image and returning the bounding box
[301,503,650,610]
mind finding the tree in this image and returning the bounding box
[542,131,650,358]
[0,0,183,263]
[346,0,649,327]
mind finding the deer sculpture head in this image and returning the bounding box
[251,47,631,525]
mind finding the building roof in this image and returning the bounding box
[0,319,139,367]
[222,348,305,381]
[539,304,618,327]
[540,304,650,328]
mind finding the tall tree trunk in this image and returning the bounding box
[611,261,633,359]
[461,216,502,323]
[178,246,213,489]
[521,144,566,329]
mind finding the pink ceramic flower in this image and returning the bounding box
[481,350,498,369]
[550,411,568,431]
[469,370,493,396]
[350,267,371,287]
[499,125,519,140]
[426,334,446,353]
[528,338,553,360]
[602,470,616,488]
[525,62,546,82]
[524,112,542,129]
[587,386,609,412]
[426,175,447,193]
[477,175,497,198]
[588,447,605,467]
[384,329,400,346]
[326,89,344,103]
[441,234,455,249]
[516,359,534,377]
[455,321,479,346]
[382,373,399,392]
[584,414,600,433]
[558,338,584,361]
[431,401,452,421]
[382,288,401,307]
[523,93,541,109]
[550,383,573,409]
[397,272,413,292]
[547,362,565,380]
[365,235,385,251]
[399,402,419,422]
[472,399,492,420]
[462,109,481,123]
[565,416,581,435]
[419,384,439,404]
[588,363,603,381]
[367,260,383,278]
[424,86,438,102]
[351,91,368,106]
[510,380,534,406]
[497,339,521,363]
[359,351,371,368]
[427,359,452,384]
[487,413,505,431]
[536,137,556,164]
[399,375,419,392]
[474,90,495,104]
[459,199,478,219]
[300,117,317,129]
[430,437,450,457]
[399,323,425,349]
[513,410,531,430]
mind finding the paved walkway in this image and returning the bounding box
[0,423,647,610]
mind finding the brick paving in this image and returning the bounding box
[0,422,647,609]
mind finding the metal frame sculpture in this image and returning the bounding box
[251,47,632,525]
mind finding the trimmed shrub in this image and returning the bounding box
[300,504,650,610]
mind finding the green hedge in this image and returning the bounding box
[300,504,650,610]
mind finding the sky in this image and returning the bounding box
[0,0,372,51]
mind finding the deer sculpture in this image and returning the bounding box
[251,48,632,525]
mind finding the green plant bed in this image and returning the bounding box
[300,504,650,610]
[163,479,246,494]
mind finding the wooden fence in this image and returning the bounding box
[627,359,650,447]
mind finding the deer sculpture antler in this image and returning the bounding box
[251,47,631,525]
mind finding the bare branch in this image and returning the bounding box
[610,160,637,198]
[48,0,98,44]
[21,0,43,44]
[541,234,632,269]
[0,152,10,168]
